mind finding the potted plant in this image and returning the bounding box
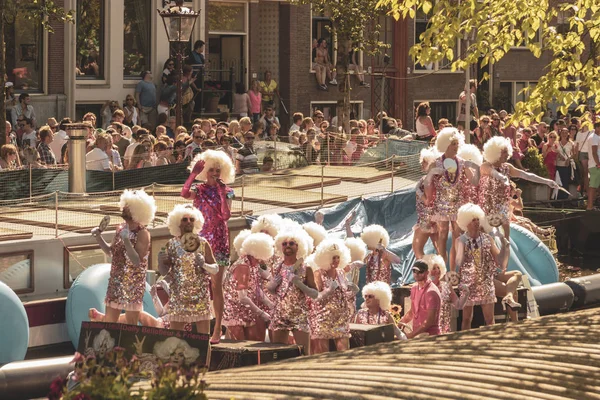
[518,147,551,202]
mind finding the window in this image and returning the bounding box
[413,100,458,127]
[414,8,457,72]
[76,0,104,79]
[207,2,246,33]
[310,101,364,123]
[124,0,152,78]
[311,10,334,70]
[3,0,44,91]
[0,250,34,294]
[63,245,109,289]
[373,16,394,68]
[499,81,537,112]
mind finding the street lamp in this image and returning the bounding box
[157,3,200,127]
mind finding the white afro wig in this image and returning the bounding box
[189,149,236,184]
[119,189,157,227]
[167,204,204,237]
[313,238,352,271]
[457,143,484,166]
[361,224,390,249]
[304,254,317,270]
[345,237,367,262]
[280,218,303,232]
[251,214,283,238]
[436,127,463,153]
[274,228,313,260]
[302,222,328,247]
[233,229,252,256]
[420,147,440,167]
[362,281,392,310]
[483,136,513,164]
[241,232,275,261]
[421,254,447,278]
[457,203,486,232]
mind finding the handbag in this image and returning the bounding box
[182,87,194,105]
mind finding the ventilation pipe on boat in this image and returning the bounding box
[65,123,88,193]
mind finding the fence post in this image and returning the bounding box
[112,169,115,191]
[327,132,330,166]
[241,175,245,216]
[29,164,33,201]
[385,137,389,159]
[55,191,59,238]
[390,155,395,193]
[151,183,156,228]
[320,165,325,208]
[274,137,278,170]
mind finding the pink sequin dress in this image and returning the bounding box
[193,183,234,266]
[436,280,454,334]
[223,256,261,327]
[105,223,149,312]
[459,233,497,306]
[365,251,391,284]
[164,237,212,322]
[270,261,310,332]
[353,308,393,325]
[257,255,279,314]
[414,176,436,233]
[478,164,511,225]
[308,269,353,340]
[432,156,468,222]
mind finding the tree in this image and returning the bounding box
[292,0,389,134]
[377,0,600,125]
[0,0,74,146]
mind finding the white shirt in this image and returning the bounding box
[86,148,111,171]
[289,123,300,134]
[589,134,600,169]
[49,129,68,158]
[22,130,37,148]
[575,130,593,154]
[124,142,139,163]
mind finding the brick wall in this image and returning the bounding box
[257,2,280,83]
[47,0,66,96]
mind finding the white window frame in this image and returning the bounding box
[412,9,461,74]
[310,100,364,121]
[412,99,459,128]
[75,0,109,86]
[510,24,542,50]
[500,81,538,106]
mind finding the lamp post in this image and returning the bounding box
[158,3,200,127]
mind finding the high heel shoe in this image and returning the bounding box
[501,294,521,311]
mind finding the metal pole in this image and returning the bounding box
[176,45,183,127]
[66,123,88,193]
[151,183,156,228]
[55,191,58,238]
[29,164,32,201]
[241,174,245,216]
[320,165,324,208]
[274,136,278,170]
[379,71,386,135]
[112,169,115,191]
[464,40,471,144]
[391,156,394,193]
[327,132,330,165]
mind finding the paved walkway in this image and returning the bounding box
[204,308,600,399]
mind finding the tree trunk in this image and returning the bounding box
[334,27,351,136]
[0,0,7,146]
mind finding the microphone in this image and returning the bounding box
[216,178,226,187]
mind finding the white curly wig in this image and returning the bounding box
[280,218,303,232]
[119,189,157,227]
[251,214,283,238]
[436,127,463,153]
[166,204,205,237]
[233,229,252,256]
[189,149,236,184]
[361,224,390,249]
[457,143,484,166]
[457,203,486,232]
[313,238,352,271]
[421,254,447,278]
[302,222,328,247]
[362,281,392,310]
[420,147,440,167]
[483,136,513,164]
[304,254,317,270]
[241,232,275,261]
[345,237,367,262]
[274,228,313,260]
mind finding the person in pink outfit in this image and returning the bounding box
[399,260,441,338]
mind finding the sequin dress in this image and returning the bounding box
[257,255,279,314]
[164,237,212,322]
[193,183,234,266]
[365,251,391,284]
[478,164,511,225]
[105,223,149,312]
[436,280,454,334]
[223,256,261,327]
[270,261,310,332]
[432,156,468,222]
[459,234,497,306]
[353,308,393,325]
[414,176,436,233]
[309,269,353,340]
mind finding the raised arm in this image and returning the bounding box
[508,163,559,189]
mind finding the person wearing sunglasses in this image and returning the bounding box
[181,150,236,344]
[398,260,442,339]
[157,204,219,335]
[268,229,318,355]
[360,224,401,284]
[235,131,259,174]
[354,281,405,339]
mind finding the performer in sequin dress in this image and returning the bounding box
[309,239,359,354]
[456,203,509,330]
[423,254,469,334]
[343,237,367,318]
[158,204,220,334]
[354,281,405,339]
[412,147,441,259]
[361,225,401,284]
[91,189,156,324]
[457,143,484,204]
[480,136,559,241]
[268,228,317,355]
[181,149,235,343]
[223,232,274,340]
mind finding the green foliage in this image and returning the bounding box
[521,146,549,178]
[376,0,600,124]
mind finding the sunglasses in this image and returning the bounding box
[412,269,425,274]
[245,136,255,140]
[182,217,195,222]
[282,241,297,247]
[364,294,375,299]
[194,136,204,139]
[168,63,174,67]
